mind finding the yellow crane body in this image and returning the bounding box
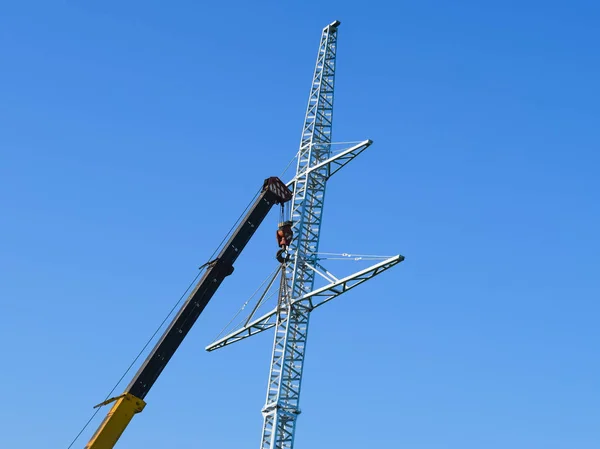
[84,394,146,449]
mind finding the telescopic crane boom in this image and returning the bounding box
[83,177,293,449]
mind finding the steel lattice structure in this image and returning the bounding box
[206,20,404,449]
[258,20,339,449]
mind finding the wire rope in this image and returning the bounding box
[67,184,265,448]
[66,268,204,448]
[212,264,281,342]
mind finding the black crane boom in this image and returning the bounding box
[84,176,292,449]
[127,176,292,398]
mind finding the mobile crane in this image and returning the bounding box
[82,176,293,449]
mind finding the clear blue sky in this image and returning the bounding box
[1,1,598,448]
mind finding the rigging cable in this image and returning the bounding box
[211,264,282,342]
[207,185,262,263]
[66,184,264,448]
[315,252,393,260]
[66,268,205,449]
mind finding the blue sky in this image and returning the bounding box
[1,1,599,448]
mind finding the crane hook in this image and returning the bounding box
[276,248,290,264]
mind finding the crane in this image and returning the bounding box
[80,177,293,449]
[205,20,404,449]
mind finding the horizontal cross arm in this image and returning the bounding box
[286,139,373,189]
[293,254,404,310]
[205,309,278,352]
[205,254,404,352]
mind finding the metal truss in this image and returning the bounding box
[207,20,404,449]
[285,139,373,189]
[255,21,342,449]
[206,255,404,352]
